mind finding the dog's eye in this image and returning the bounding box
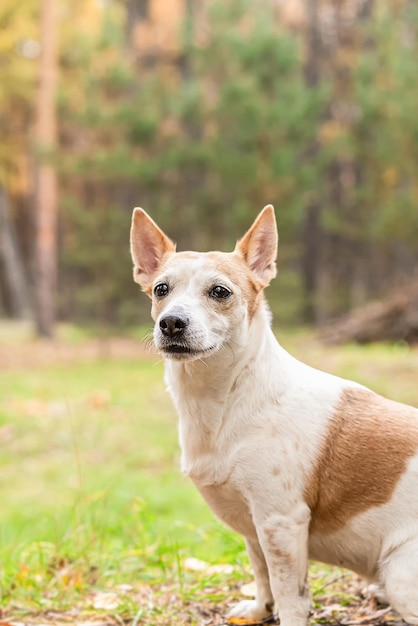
[154,283,169,298]
[209,285,232,300]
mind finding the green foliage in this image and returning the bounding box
[351,3,418,244]
[0,0,38,189]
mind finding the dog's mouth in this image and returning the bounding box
[165,344,194,354]
[161,343,217,359]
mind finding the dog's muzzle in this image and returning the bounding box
[156,308,217,359]
[159,312,189,339]
[157,310,193,356]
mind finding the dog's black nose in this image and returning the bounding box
[159,313,188,338]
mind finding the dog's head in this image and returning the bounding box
[130,206,278,361]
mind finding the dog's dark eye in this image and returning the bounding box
[209,285,232,300]
[154,283,169,298]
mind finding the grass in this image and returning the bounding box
[0,324,418,624]
[0,330,247,623]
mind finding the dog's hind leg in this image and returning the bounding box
[380,537,418,624]
[227,537,274,621]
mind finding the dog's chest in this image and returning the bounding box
[198,481,256,537]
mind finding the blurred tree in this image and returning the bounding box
[317,0,418,319]
[0,0,37,188]
[0,0,37,319]
[33,0,58,337]
[0,184,31,318]
[301,0,323,323]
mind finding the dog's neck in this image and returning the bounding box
[163,301,293,482]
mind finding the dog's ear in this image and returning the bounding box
[235,205,278,286]
[130,208,176,291]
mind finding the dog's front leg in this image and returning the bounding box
[227,536,274,622]
[255,502,311,626]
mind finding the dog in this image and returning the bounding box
[130,205,418,626]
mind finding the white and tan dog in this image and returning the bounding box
[130,205,418,626]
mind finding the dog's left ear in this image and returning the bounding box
[130,208,176,292]
[235,205,278,286]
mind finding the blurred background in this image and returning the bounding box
[1,0,418,337]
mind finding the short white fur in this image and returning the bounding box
[130,205,418,626]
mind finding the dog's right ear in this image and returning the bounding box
[130,208,176,292]
[235,205,278,287]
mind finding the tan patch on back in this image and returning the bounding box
[306,388,418,534]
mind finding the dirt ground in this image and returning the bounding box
[0,326,153,371]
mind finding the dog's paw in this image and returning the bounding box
[364,583,389,606]
[227,599,273,622]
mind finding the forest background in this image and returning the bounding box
[1,0,418,337]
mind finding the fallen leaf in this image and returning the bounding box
[88,390,111,409]
[207,563,234,575]
[184,557,209,572]
[313,602,348,620]
[340,607,394,624]
[183,557,234,576]
[92,591,121,610]
[115,583,133,592]
[227,617,276,625]
[240,581,256,597]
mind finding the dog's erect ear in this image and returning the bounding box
[130,208,176,291]
[235,205,278,286]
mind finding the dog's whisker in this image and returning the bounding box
[140,330,155,354]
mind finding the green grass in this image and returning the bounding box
[0,345,247,620]
[0,326,418,623]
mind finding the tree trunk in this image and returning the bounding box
[126,0,149,44]
[301,0,323,323]
[33,0,58,338]
[0,186,31,319]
